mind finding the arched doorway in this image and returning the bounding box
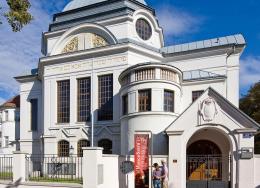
[186,129,231,188]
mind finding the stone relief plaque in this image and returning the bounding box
[62,37,79,53]
[199,97,218,122]
[92,34,107,48]
[120,161,134,174]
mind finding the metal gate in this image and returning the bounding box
[186,155,230,188]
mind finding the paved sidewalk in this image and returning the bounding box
[0,180,82,188]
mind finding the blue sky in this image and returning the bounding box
[0,0,259,104]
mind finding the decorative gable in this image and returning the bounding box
[166,87,260,133]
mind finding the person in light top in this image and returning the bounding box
[161,160,168,188]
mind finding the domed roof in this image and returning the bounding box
[63,0,147,12]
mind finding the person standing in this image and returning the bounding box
[153,163,162,188]
[161,160,169,188]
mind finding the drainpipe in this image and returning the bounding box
[225,45,236,100]
[40,134,44,155]
[91,59,94,147]
[226,45,240,188]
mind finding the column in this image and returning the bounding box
[13,151,28,183]
[168,132,185,188]
[82,147,103,188]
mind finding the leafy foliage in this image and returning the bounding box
[240,81,260,154]
[4,0,33,32]
[255,134,260,154]
[240,81,260,124]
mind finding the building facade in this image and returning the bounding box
[14,0,260,188]
[0,96,20,155]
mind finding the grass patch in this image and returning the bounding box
[29,177,82,184]
[0,172,13,180]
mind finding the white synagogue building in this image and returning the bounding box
[14,0,260,188]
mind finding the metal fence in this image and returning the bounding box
[26,155,83,184]
[0,155,13,180]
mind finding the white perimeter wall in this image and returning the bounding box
[101,155,168,188]
[255,155,260,187]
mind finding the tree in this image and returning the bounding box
[240,81,260,123]
[240,81,260,154]
[0,0,33,32]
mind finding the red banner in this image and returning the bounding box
[134,134,149,188]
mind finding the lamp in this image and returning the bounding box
[69,145,74,179]
[69,145,74,156]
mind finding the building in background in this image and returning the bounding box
[13,0,260,188]
[0,96,20,155]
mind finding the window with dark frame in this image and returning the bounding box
[98,139,112,154]
[77,140,90,157]
[192,90,204,102]
[57,80,70,123]
[77,77,91,122]
[164,90,174,112]
[30,99,38,131]
[138,89,151,112]
[136,18,152,40]
[122,94,128,115]
[98,74,113,121]
[58,140,70,157]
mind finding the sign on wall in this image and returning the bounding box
[134,134,149,188]
[243,133,253,139]
[120,161,134,174]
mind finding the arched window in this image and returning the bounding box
[98,139,112,154]
[136,18,152,40]
[255,133,260,154]
[58,140,70,157]
[77,139,90,157]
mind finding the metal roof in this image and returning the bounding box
[63,0,147,12]
[183,70,226,81]
[161,34,246,54]
[16,68,38,78]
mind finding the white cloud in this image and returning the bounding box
[0,97,6,105]
[240,56,260,89]
[156,5,202,37]
[0,0,67,101]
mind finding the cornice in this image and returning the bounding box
[38,42,162,78]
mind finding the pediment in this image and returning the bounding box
[166,87,260,133]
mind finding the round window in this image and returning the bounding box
[136,18,152,40]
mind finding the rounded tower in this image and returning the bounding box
[119,62,182,155]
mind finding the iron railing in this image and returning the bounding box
[26,155,83,184]
[0,155,13,180]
